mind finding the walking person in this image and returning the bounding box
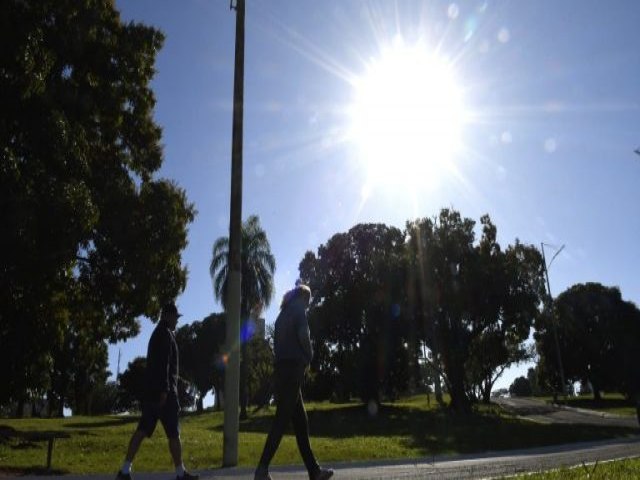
[254,284,333,480]
[116,303,198,480]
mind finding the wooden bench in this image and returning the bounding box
[0,426,70,471]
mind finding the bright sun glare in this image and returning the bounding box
[349,41,465,193]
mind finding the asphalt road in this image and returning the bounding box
[14,398,640,480]
[494,396,639,429]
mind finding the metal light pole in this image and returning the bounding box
[541,242,566,402]
[223,0,245,467]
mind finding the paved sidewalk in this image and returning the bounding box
[13,435,640,480]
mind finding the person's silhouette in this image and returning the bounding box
[254,284,333,480]
[116,303,198,480]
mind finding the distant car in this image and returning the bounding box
[491,389,510,398]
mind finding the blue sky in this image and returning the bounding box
[110,0,640,393]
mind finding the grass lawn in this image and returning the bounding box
[540,393,638,417]
[1,395,637,475]
[502,457,640,479]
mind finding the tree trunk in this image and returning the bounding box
[407,317,417,394]
[197,396,204,412]
[449,380,471,413]
[56,392,65,417]
[15,398,24,418]
[593,389,602,402]
[429,319,445,407]
[215,387,224,411]
[445,355,471,413]
[482,383,492,404]
[434,372,444,405]
[47,389,54,417]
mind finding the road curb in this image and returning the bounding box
[550,402,631,419]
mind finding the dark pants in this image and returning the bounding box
[258,360,319,475]
[137,391,180,439]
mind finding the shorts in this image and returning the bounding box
[137,392,180,439]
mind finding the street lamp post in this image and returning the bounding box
[223,0,245,467]
[541,242,566,402]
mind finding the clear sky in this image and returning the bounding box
[110,0,640,394]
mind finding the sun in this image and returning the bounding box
[349,41,465,192]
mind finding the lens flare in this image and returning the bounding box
[349,40,465,192]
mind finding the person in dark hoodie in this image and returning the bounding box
[254,284,333,480]
[116,303,198,480]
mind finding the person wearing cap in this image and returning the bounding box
[116,303,198,480]
[254,284,333,480]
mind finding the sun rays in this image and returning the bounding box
[348,38,466,194]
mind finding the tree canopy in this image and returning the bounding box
[509,376,533,397]
[1,0,195,411]
[405,210,545,411]
[117,357,147,412]
[535,282,640,400]
[175,313,226,412]
[299,209,545,412]
[210,214,275,418]
[300,223,409,404]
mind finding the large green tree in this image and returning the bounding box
[176,313,226,412]
[464,239,543,404]
[535,282,640,401]
[117,355,196,412]
[48,306,111,416]
[210,215,275,419]
[0,0,195,411]
[245,336,275,408]
[117,357,147,412]
[405,209,545,412]
[299,223,411,405]
[509,376,533,397]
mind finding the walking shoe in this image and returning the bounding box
[115,471,131,480]
[310,468,334,480]
[254,467,273,480]
[177,472,199,480]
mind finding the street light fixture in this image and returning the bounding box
[541,242,566,403]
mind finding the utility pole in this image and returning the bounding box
[223,0,245,467]
[541,243,566,403]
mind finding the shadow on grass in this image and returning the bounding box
[65,411,210,429]
[0,425,71,440]
[0,423,74,458]
[10,441,40,450]
[0,425,18,444]
[227,403,638,456]
[65,416,139,429]
[399,411,638,455]
[562,397,635,410]
[0,466,67,476]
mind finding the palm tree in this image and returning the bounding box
[210,215,275,419]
